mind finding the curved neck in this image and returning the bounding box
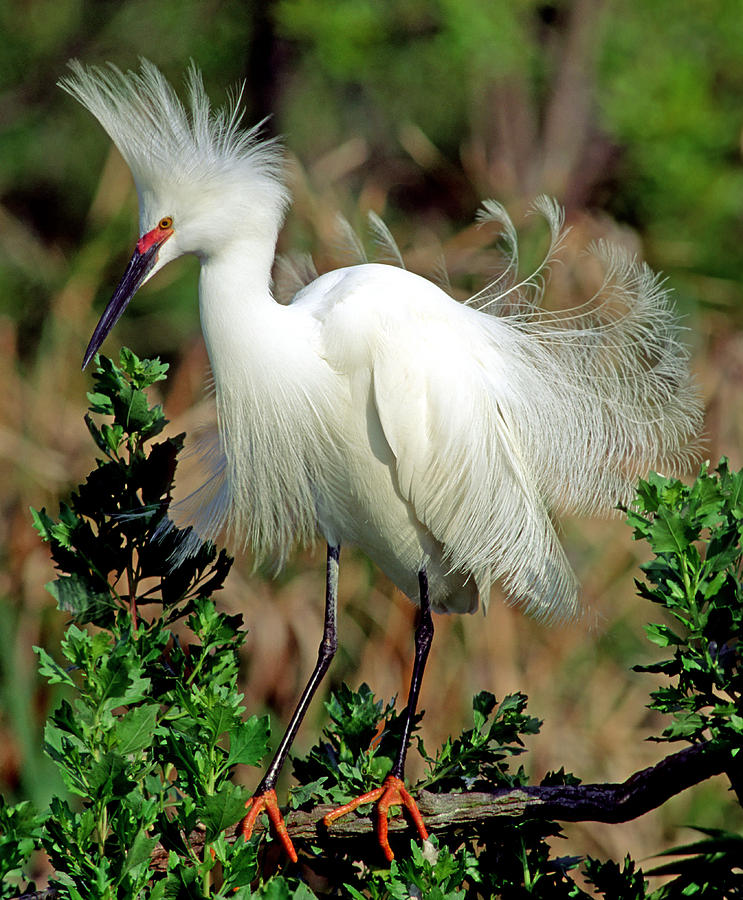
[200,235,276,303]
[198,238,280,374]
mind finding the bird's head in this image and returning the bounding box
[59,60,290,368]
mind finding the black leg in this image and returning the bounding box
[323,566,433,860]
[256,543,340,792]
[241,543,341,860]
[391,568,434,779]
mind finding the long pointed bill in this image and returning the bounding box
[82,244,158,369]
[82,220,174,370]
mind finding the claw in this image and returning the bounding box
[323,774,429,862]
[239,788,298,863]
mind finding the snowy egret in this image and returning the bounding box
[60,60,702,862]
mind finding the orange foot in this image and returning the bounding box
[323,774,429,862]
[239,789,298,863]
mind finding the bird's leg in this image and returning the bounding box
[390,569,434,782]
[239,543,340,862]
[324,569,433,862]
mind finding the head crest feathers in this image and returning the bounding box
[59,60,286,201]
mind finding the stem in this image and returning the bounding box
[520,838,533,889]
[97,804,108,857]
[680,555,700,629]
[125,558,138,634]
[185,650,209,686]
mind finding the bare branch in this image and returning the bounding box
[14,741,731,899]
[180,740,731,859]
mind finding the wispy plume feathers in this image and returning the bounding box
[59,60,287,209]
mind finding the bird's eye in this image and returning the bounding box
[159,216,173,230]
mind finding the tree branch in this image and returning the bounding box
[172,739,731,861]
[15,740,732,898]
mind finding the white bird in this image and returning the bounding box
[60,60,702,863]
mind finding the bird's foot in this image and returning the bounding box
[323,774,429,862]
[239,789,298,863]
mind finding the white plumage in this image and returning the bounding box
[60,60,702,624]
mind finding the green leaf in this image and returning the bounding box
[115,704,159,755]
[94,661,146,713]
[644,622,684,647]
[45,574,109,618]
[121,828,160,876]
[102,422,125,453]
[34,646,76,687]
[30,506,55,542]
[252,877,318,899]
[199,784,252,842]
[86,751,131,795]
[86,390,114,415]
[650,507,696,555]
[203,701,238,743]
[472,690,496,730]
[119,346,168,387]
[227,716,270,767]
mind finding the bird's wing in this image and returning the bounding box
[370,320,579,622]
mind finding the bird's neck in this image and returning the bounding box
[198,238,280,369]
[195,237,323,563]
[200,236,276,301]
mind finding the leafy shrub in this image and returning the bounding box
[2,352,741,898]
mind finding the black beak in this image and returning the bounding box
[82,241,160,370]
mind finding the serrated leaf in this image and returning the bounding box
[472,691,496,730]
[662,712,706,739]
[727,713,743,732]
[45,574,108,617]
[650,508,696,555]
[203,702,239,743]
[227,716,270,767]
[119,386,155,432]
[644,622,684,647]
[86,751,131,795]
[688,475,723,522]
[86,390,114,414]
[120,347,168,387]
[115,704,159,755]
[217,838,260,890]
[252,877,317,900]
[30,506,55,541]
[102,422,125,453]
[34,646,76,687]
[121,828,160,875]
[199,783,252,841]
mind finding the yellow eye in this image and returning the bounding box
[159,216,173,230]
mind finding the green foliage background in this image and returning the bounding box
[1,0,742,890]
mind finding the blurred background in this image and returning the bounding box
[1,0,742,883]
